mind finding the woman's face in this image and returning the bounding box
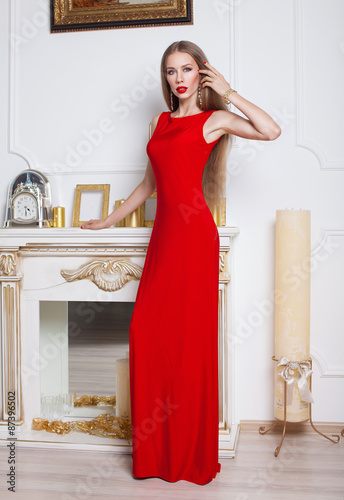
[165,51,200,103]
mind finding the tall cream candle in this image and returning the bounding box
[274,210,311,422]
[115,358,131,419]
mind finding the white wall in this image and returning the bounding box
[0,0,343,423]
[230,0,344,422]
[0,0,231,218]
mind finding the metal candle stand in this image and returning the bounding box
[259,356,341,457]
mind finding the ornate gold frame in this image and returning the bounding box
[51,0,193,33]
[72,184,110,227]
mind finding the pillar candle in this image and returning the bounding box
[211,197,226,226]
[115,358,131,419]
[52,207,65,227]
[124,206,142,227]
[114,199,126,227]
[274,210,311,422]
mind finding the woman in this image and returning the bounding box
[82,41,280,485]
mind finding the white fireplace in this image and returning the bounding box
[0,226,239,456]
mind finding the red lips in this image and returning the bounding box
[176,87,188,94]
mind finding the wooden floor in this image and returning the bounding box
[0,431,343,500]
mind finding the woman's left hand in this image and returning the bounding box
[198,62,231,97]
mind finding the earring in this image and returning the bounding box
[198,85,202,107]
[170,91,174,111]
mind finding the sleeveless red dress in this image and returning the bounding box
[129,110,221,485]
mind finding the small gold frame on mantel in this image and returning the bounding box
[72,184,110,228]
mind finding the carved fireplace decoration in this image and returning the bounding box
[0,253,17,276]
[0,227,239,456]
[61,259,143,292]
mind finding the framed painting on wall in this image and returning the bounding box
[51,0,193,33]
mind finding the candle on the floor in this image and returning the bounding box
[274,209,311,422]
[116,358,131,419]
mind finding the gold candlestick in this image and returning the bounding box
[211,198,226,226]
[124,206,142,227]
[52,207,65,227]
[114,199,126,227]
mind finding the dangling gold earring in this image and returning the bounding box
[198,85,202,107]
[170,91,174,111]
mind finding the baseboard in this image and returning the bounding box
[240,420,344,434]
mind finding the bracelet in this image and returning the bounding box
[223,87,237,105]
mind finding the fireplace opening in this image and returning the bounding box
[39,300,134,418]
[68,301,133,396]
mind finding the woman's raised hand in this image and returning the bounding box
[81,219,109,230]
[198,62,231,97]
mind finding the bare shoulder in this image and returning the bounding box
[204,109,233,133]
[210,109,229,118]
[150,112,164,136]
[151,112,162,125]
[207,109,234,126]
[203,109,235,142]
[151,112,164,128]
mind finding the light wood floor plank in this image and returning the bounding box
[0,431,343,500]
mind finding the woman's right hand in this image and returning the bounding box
[80,219,109,230]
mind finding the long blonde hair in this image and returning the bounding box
[160,40,232,214]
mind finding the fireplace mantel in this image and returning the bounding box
[0,226,240,456]
[0,226,239,246]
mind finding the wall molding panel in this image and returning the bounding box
[311,228,344,378]
[7,0,145,175]
[311,349,344,378]
[8,0,35,170]
[311,228,344,258]
[294,0,344,170]
[7,0,234,176]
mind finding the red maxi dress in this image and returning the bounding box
[129,110,221,485]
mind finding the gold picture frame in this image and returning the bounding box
[51,0,193,33]
[72,184,110,227]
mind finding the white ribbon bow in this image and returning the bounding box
[276,356,314,406]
